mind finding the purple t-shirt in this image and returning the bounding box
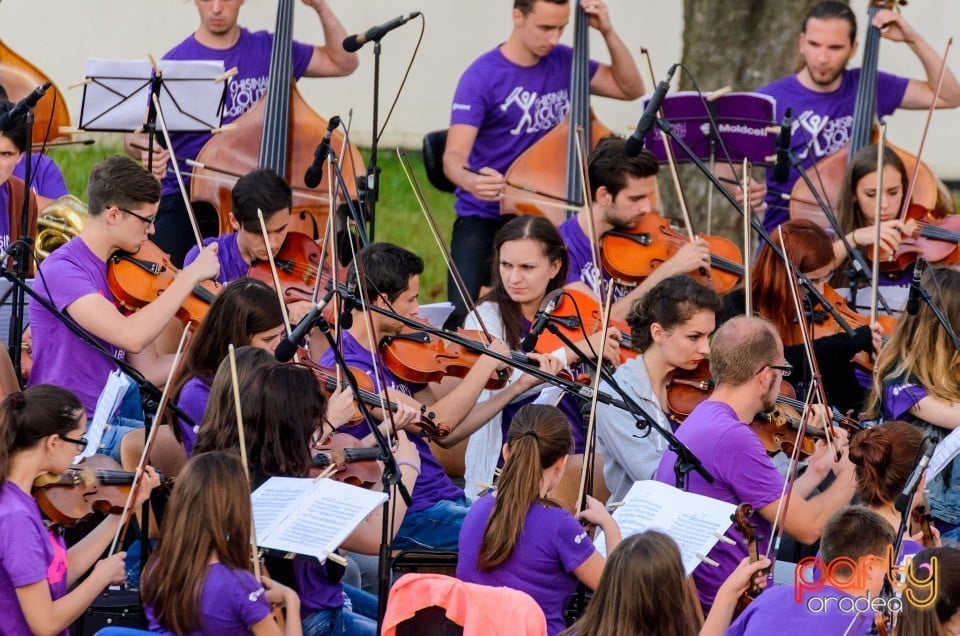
[725,583,875,635]
[160,29,313,197]
[184,233,248,284]
[450,45,599,220]
[756,69,909,233]
[13,153,68,200]
[319,330,464,513]
[882,377,927,421]
[558,216,629,303]
[28,237,126,417]
[0,181,11,255]
[654,401,784,609]
[176,375,212,457]
[457,493,594,635]
[292,558,344,617]
[0,481,69,636]
[146,562,271,635]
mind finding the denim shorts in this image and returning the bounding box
[392,495,470,552]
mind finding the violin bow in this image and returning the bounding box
[572,126,610,303]
[641,49,696,240]
[742,158,753,317]
[897,38,953,224]
[181,158,329,204]
[870,124,887,324]
[108,325,191,556]
[256,208,299,363]
[150,94,203,251]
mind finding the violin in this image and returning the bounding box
[247,231,334,305]
[911,503,937,549]
[310,433,382,489]
[806,285,896,372]
[533,287,638,365]
[872,207,960,272]
[731,503,765,618]
[32,454,171,527]
[599,211,744,293]
[107,240,220,326]
[298,355,449,440]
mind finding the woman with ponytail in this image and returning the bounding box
[848,421,939,556]
[456,404,621,635]
[0,385,159,635]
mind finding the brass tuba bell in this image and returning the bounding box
[35,194,87,262]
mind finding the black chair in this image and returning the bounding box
[396,605,464,636]
[422,130,457,193]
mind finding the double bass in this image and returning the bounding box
[789,0,955,228]
[189,0,364,240]
[500,3,612,226]
[0,34,70,145]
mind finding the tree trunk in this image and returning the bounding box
[663,0,849,247]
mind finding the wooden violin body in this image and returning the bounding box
[247,231,333,305]
[379,328,511,391]
[533,287,637,364]
[310,433,382,489]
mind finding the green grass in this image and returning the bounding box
[46,143,457,302]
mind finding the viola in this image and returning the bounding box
[731,503,765,618]
[534,287,638,365]
[298,355,449,440]
[599,211,744,293]
[32,455,171,527]
[310,433,382,489]
[107,240,220,327]
[247,231,334,305]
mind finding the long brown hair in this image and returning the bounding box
[477,404,572,570]
[752,219,834,342]
[867,267,960,417]
[0,385,84,483]
[562,531,700,636]
[895,546,960,636]
[141,451,254,634]
[480,216,568,349]
[849,421,927,508]
[836,144,908,238]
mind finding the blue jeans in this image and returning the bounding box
[302,604,377,636]
[392,496,469,551]
[96,377,145,463]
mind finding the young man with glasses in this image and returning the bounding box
[654,315,857,615]
[28,155,220,461]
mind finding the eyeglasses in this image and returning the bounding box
[59,434,88,452]
[765,363,793,378]
[118,207,157,228]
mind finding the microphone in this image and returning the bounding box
[906,257,926,316]
[342,12,422,53]
[895,438,937,513]
[624,63,678,158]
[338,279,359,331]
[0,82,51,132]
[771,108,793,183]
[520,289,565,353]
[275,286,337,363]
[303,116,341,189]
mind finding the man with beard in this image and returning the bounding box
[755,0,960,234]
[654,315,856,614]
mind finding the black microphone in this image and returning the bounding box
[771,107,793,183]
[342,12,422,53]
[303,116,341,189]
[520,289,565,353]
[895,437,937,513]
[338,279,359,331]
[906,257,926,316]
[0,82,51,132]
[275,286,337,363]
[624,63,678,158]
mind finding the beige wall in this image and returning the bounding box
[3,0,958,177]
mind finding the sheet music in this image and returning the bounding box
[594,480,735,575]
[81,370,131,463]
[419,302,455,329]
[251,477,386,563]
[928,429,958,482]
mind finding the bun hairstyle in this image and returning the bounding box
[848,421,926,508]
[625,274,720,353]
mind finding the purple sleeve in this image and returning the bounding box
[877,71,910,116]
[292,39,314,79]
[227,569,272,627]
[0,515,48,587]
[177,379,211,456]
[450,59,490,128]
[553,510,596,573]
[715,427,783,511]
[883,380,928,420]
[41,253,106,312]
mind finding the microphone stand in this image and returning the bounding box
[324,148,369,247]
[537,316,714,489]
[357,40,385,242]
[299,306,410,632]
[6,109,34,383]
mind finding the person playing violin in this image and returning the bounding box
[124,0,359,267]
[0,385,159,636]
[726,506,894,635]
[831,144,918,310]
[0,87,69,210]
[594,275,720,504]
[654,316,857,613]
[867,266,960,544]
[142,451,303,636]
[559,136,718,323]
[463,215,619,500]
[28,156,220,462]
[755,1,960,235]
[0,100,38,267]
[194,362,421,636]
[441,0,644,329]
[719,219,883,415]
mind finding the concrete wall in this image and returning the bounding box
[3,0,958,177]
